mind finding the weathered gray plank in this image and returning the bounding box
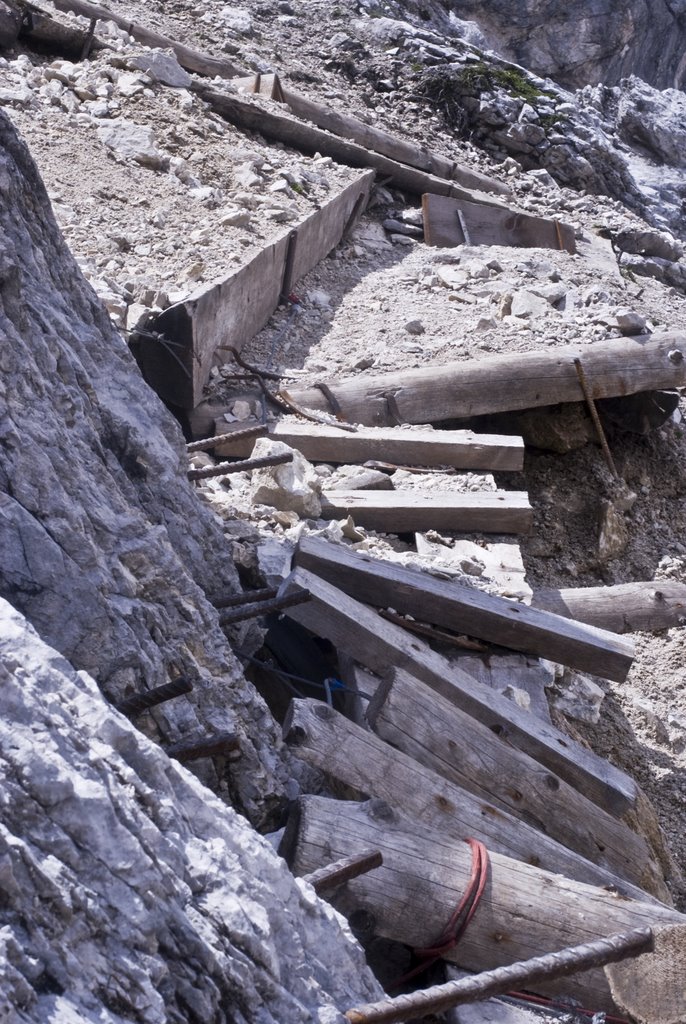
[319,490,534,535]
[143,171,374,407]
[365,669,667,900]
[295,537,635,682]
[423,193,576,252]
[285,697,662,898]
[283,567,638,816]
[213,420,525,471]
[286,333,686,426]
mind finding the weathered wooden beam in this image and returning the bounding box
[606,922,686,1024]
[193,81,511,206]
[281,796,684,1012]
[533,581,686,634]
[213,421,525,472]
[345,928,655,1024]
[280,87,509,196]
[50,0,245,77]
[295,537,635,682]
[143,171,374,408]
[284,698,662,898]
[283,567,638,816]
[422,193,575,253]
[286,333,686,426]
[319,490,533,535]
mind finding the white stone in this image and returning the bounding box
[97,119,166,169]
[131,49,192,88]
[250,440,322,517]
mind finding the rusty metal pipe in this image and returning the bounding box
[186,423,267,453]
[218,588,310,626]
[214,587,279,610]
[116,675,193,715]
[303,850,383,896]
[165,732,240,763]
[188,452,293,481]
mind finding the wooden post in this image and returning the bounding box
[295,537,635,683]
[286,334,686,426]
[533,581,686,634]
[282,567,637,817]
[284,698,663,899]
[606,923,686,1024]
[281,796,685,1012]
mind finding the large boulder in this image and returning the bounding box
[0,110,283,823]
[0,600,382,1022]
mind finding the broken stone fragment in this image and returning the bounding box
[130,49,192,88]
[326,466,394,491]
[97,119,166,169]
[548,668,605,724]
[250,439,322,517]
[597,499,629,563]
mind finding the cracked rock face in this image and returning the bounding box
[446,0,686,90]
[0,109,285,823]
[0,600,382,1023]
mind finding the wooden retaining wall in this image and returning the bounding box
[138,170,374,409]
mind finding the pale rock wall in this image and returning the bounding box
[0,600,382,1023]
[0,110,284,823]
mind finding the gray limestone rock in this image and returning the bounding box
[0,601,382,1023]
[97,119,167,169]
[0,110,284,824]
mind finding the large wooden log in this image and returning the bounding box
[284,698,663,899]
[295,537,635,683]
[213,421,525,472]
[319,489,533,535]
[286,333,686,426]
[192,82,511,205]
[282,796,684,1012]
[283,567,638,816]
[50,0,245,77]
[366,670,667,899]
[533,581,686,634]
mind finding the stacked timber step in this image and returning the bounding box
[259,527,683,1017]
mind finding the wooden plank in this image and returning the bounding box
[213,421,525,471]
[533,581,686,634]
[319,490,534,535]
[193,81,512,207]
[283,567,638,816]
[365,670,667,900]
[50,0,245,77]
[282,796,683,1012]
[295,537,635,683]
[423,193,576,253]
[285,696,663,899]
[141,171,374,408]
[280,86,509,197]
[286,333,686,427]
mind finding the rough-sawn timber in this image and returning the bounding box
[283,567,638,816]
[295,537,635,682]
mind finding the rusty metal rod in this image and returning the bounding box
[573,357,620,478]
[166,732,240,763]
[116,676,193,715]
[280,228,299,304]
[219,588,311,625]
[344,927,654,1024]
[186,423,267,453]
[188,452,293,480]
[303,850,383,896]
[214,587,279,610]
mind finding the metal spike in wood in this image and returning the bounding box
[214,587,279,610]
[187,452,293,480]
[344,927,654,1024]
[218,588,311,626]
[186,423,267,453]
[302,850,383,896]
[165,732,240,763]
[115,675,193,715]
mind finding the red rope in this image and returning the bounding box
[390,837,490,988]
